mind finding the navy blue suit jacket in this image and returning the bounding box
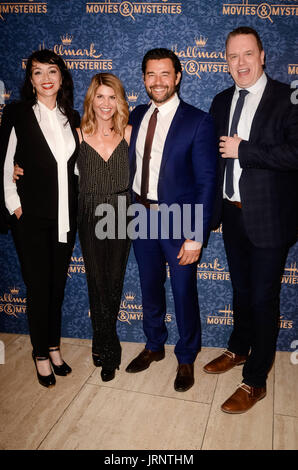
[129,99,217,244]
[210,76,298,248]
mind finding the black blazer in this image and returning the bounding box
[210,76,298,248]
[0,101,80,224]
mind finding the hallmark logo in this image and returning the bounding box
[197,257,230,281]
[279,315,293,329]
[0,84,11,123]
[61,34,73,46]
[222,0,298,23]
[0,1,47,21]
[288,63,298,75]
[207,305,234,325]
[118,291,172,324]
[86,0,182,20]
[212,224,223,234]
[171,36,227,80]
[1,90,11,101]
[127,91,139,112]
[0,287,27,317]
[22,36,113,72]
[68,256,86,278]
[282,262,298,285]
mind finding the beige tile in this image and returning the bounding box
[274,351,298,418]
[88,342,219,405]
[40,383,210,450]
[0,335,95,450]
[202,366,274,450]
[61,337,92,348]
[0,332,19,348]
[274,415,298,450]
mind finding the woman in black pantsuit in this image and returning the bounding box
[2,50,80,387]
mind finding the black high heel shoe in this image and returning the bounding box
[49,347,72,376]
[100,365,119,382]
[32,352,56,388]
[92,353,103,367]
[101,368,116,382]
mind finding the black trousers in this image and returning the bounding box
[78,209,131,370]
[222,201,289,387]
[11,213,76,357]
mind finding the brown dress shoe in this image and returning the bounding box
[125,348,165,373]
[203,350,247,374]
[174,364,194,392]
[221,383,267,414]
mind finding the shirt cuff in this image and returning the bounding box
[184,240,202,250]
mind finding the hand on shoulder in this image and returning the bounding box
[76,128,83,144]
[124,124,132,146]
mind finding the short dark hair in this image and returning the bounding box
[142,48,182,75]
[226,26,264,52]
[21,49,76,125]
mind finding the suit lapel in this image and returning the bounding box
[249,77,273,140]
[129,105,150,183]
[159,100,185,175]
[28,106,57,160]
[223,88,234,136]
[29,105,78,162]
[130,105,150,156]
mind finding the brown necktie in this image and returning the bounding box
[140,107,159,201]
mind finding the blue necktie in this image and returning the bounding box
[225,89,249,198]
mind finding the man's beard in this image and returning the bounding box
[146,86,175,104]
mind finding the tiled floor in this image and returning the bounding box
[0,333,297,450]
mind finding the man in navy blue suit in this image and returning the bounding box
[204,27,298,413]
[125,48,217,392]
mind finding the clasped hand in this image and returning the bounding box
[219,134,242,159]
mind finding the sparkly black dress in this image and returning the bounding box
[77,135,131,369]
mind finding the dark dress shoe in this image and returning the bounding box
[92,354,103,367]
[174,363,194,392]
[125,348,165,373]
[101,368,116,382]
[203,350,247,374]
[221,383,267,414]
[32,353,56,388]
[49,347,72,376]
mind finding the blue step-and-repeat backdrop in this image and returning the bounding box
[0,0,297,351]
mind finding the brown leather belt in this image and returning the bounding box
[225,199,242,209]
[134,193,159,210]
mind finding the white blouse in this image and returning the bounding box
[3,100,76,243]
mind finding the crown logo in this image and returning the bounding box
[124,292,135,301]
[127,91,139,102]
[10,287,19,295]
[61,34,73,45]
[195,35,208,47]
[1,91,11,100]
[218,305,233,316]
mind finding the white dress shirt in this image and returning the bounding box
[223,72,267,201]
[3,100,76,243]
[133,92,180,201]
[133,93,201,250]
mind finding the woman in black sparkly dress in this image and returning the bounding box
[76,73,131,382]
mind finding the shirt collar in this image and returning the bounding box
[235,72,267,96]
[35,100,58,114]
[150,92,180,117]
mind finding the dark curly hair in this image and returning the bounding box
[21,49,76,126]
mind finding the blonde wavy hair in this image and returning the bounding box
[81,73,129,136]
